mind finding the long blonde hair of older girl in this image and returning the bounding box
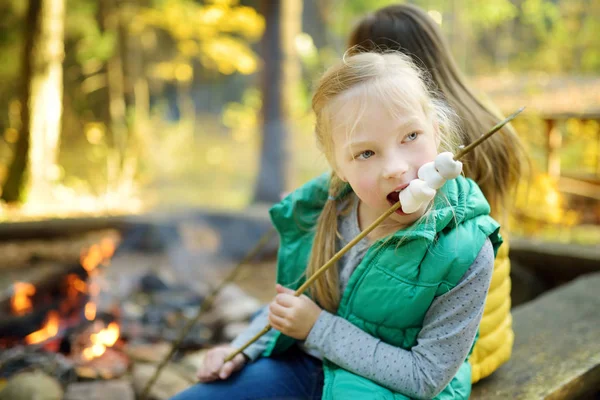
[307,52,460,312]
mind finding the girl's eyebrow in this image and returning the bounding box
[393,117,422,130]
[344,139,374,151]
[344,117,423,150]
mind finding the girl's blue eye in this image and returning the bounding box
[357,150,375,160]
[405,132,419,142]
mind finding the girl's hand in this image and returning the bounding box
[197,345,247,382]
[268,284,322,340]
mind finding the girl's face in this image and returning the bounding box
[331,94,439,231]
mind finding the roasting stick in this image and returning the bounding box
[224,106,525,363]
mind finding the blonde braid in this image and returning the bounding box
[306,174,347,312]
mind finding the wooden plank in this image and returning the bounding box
[472,273,600,399]
[510,238,600,283]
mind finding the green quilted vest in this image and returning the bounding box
[263,173,502,400]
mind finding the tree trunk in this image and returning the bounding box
[1,0,65,203]
[99,0,128,166]
[253,0,302,203]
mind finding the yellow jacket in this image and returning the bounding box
[469,234,513,383]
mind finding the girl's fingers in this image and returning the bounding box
[269,313,289,332]
[197,365,217,382]
[269,302,289,318]
[218,353,245,380]
[275,284,295,295]
[205,351,225,376]
[274,293,296,307]
[219,361,235,379]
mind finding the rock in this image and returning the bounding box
[139,272,170,292]
[0,370,63,400]
[125,341,172,364]
[64,380,134,400]
[132,363,195,400]
[213,284,261,323]
[222,321,250,342]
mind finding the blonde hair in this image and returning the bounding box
[348,4,529,222]
[308,52,460,312]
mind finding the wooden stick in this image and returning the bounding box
[225,200,403,361]
[139,227,277,400]
[224,107,525,362]
[453,107,525,160]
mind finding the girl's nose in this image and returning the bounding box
[382,159,409,180]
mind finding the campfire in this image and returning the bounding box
[0,222,268,399]
[1,234,122,369]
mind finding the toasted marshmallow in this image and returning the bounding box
[417,162,446,190]
[434,152,462,180]
[398,152,463,214]
[399,179,436,213]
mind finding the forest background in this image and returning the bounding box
[0,0,599,245]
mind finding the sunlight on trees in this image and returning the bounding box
[0,0,597,243]
[137,0,264,79]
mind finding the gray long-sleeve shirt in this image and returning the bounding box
[231,195,495,398]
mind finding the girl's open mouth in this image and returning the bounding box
[386,191,400,206]
[386,185,409,215]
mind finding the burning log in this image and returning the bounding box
[0,346,76,385]
[0,262,85,311]
[0,229,121,270]
[74,347,129,380]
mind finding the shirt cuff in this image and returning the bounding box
[304,310,334,351]
[230,338,265,361]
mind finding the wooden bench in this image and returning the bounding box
[471,272,600,399]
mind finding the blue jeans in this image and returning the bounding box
[170,345,324,400]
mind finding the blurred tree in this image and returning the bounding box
[98,0,127,165]
[253,0,302,203]
[1,0,65,203]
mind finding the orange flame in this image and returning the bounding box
[100,238,116,263]
[65,274,87,299]
[81,244,102,275]
[11,282,36,316]
[25,311,59,344]
[84,302,97,321]
[80,238,116,274]
[82,322,120,360]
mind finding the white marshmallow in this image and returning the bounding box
[417,162,446,190]
[399,179,436,213]
[434,152,462,179]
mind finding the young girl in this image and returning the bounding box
[171,52,502,400]
[347,3,529,383]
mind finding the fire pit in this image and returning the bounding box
[0,212,273,399]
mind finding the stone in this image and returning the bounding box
[64,380,134,400]
[212,284,261,323]
[0,370,63,400]
[472,273,600,399]
[222,321,251,342]
[132,362,195,400]
[125,341,172,364]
